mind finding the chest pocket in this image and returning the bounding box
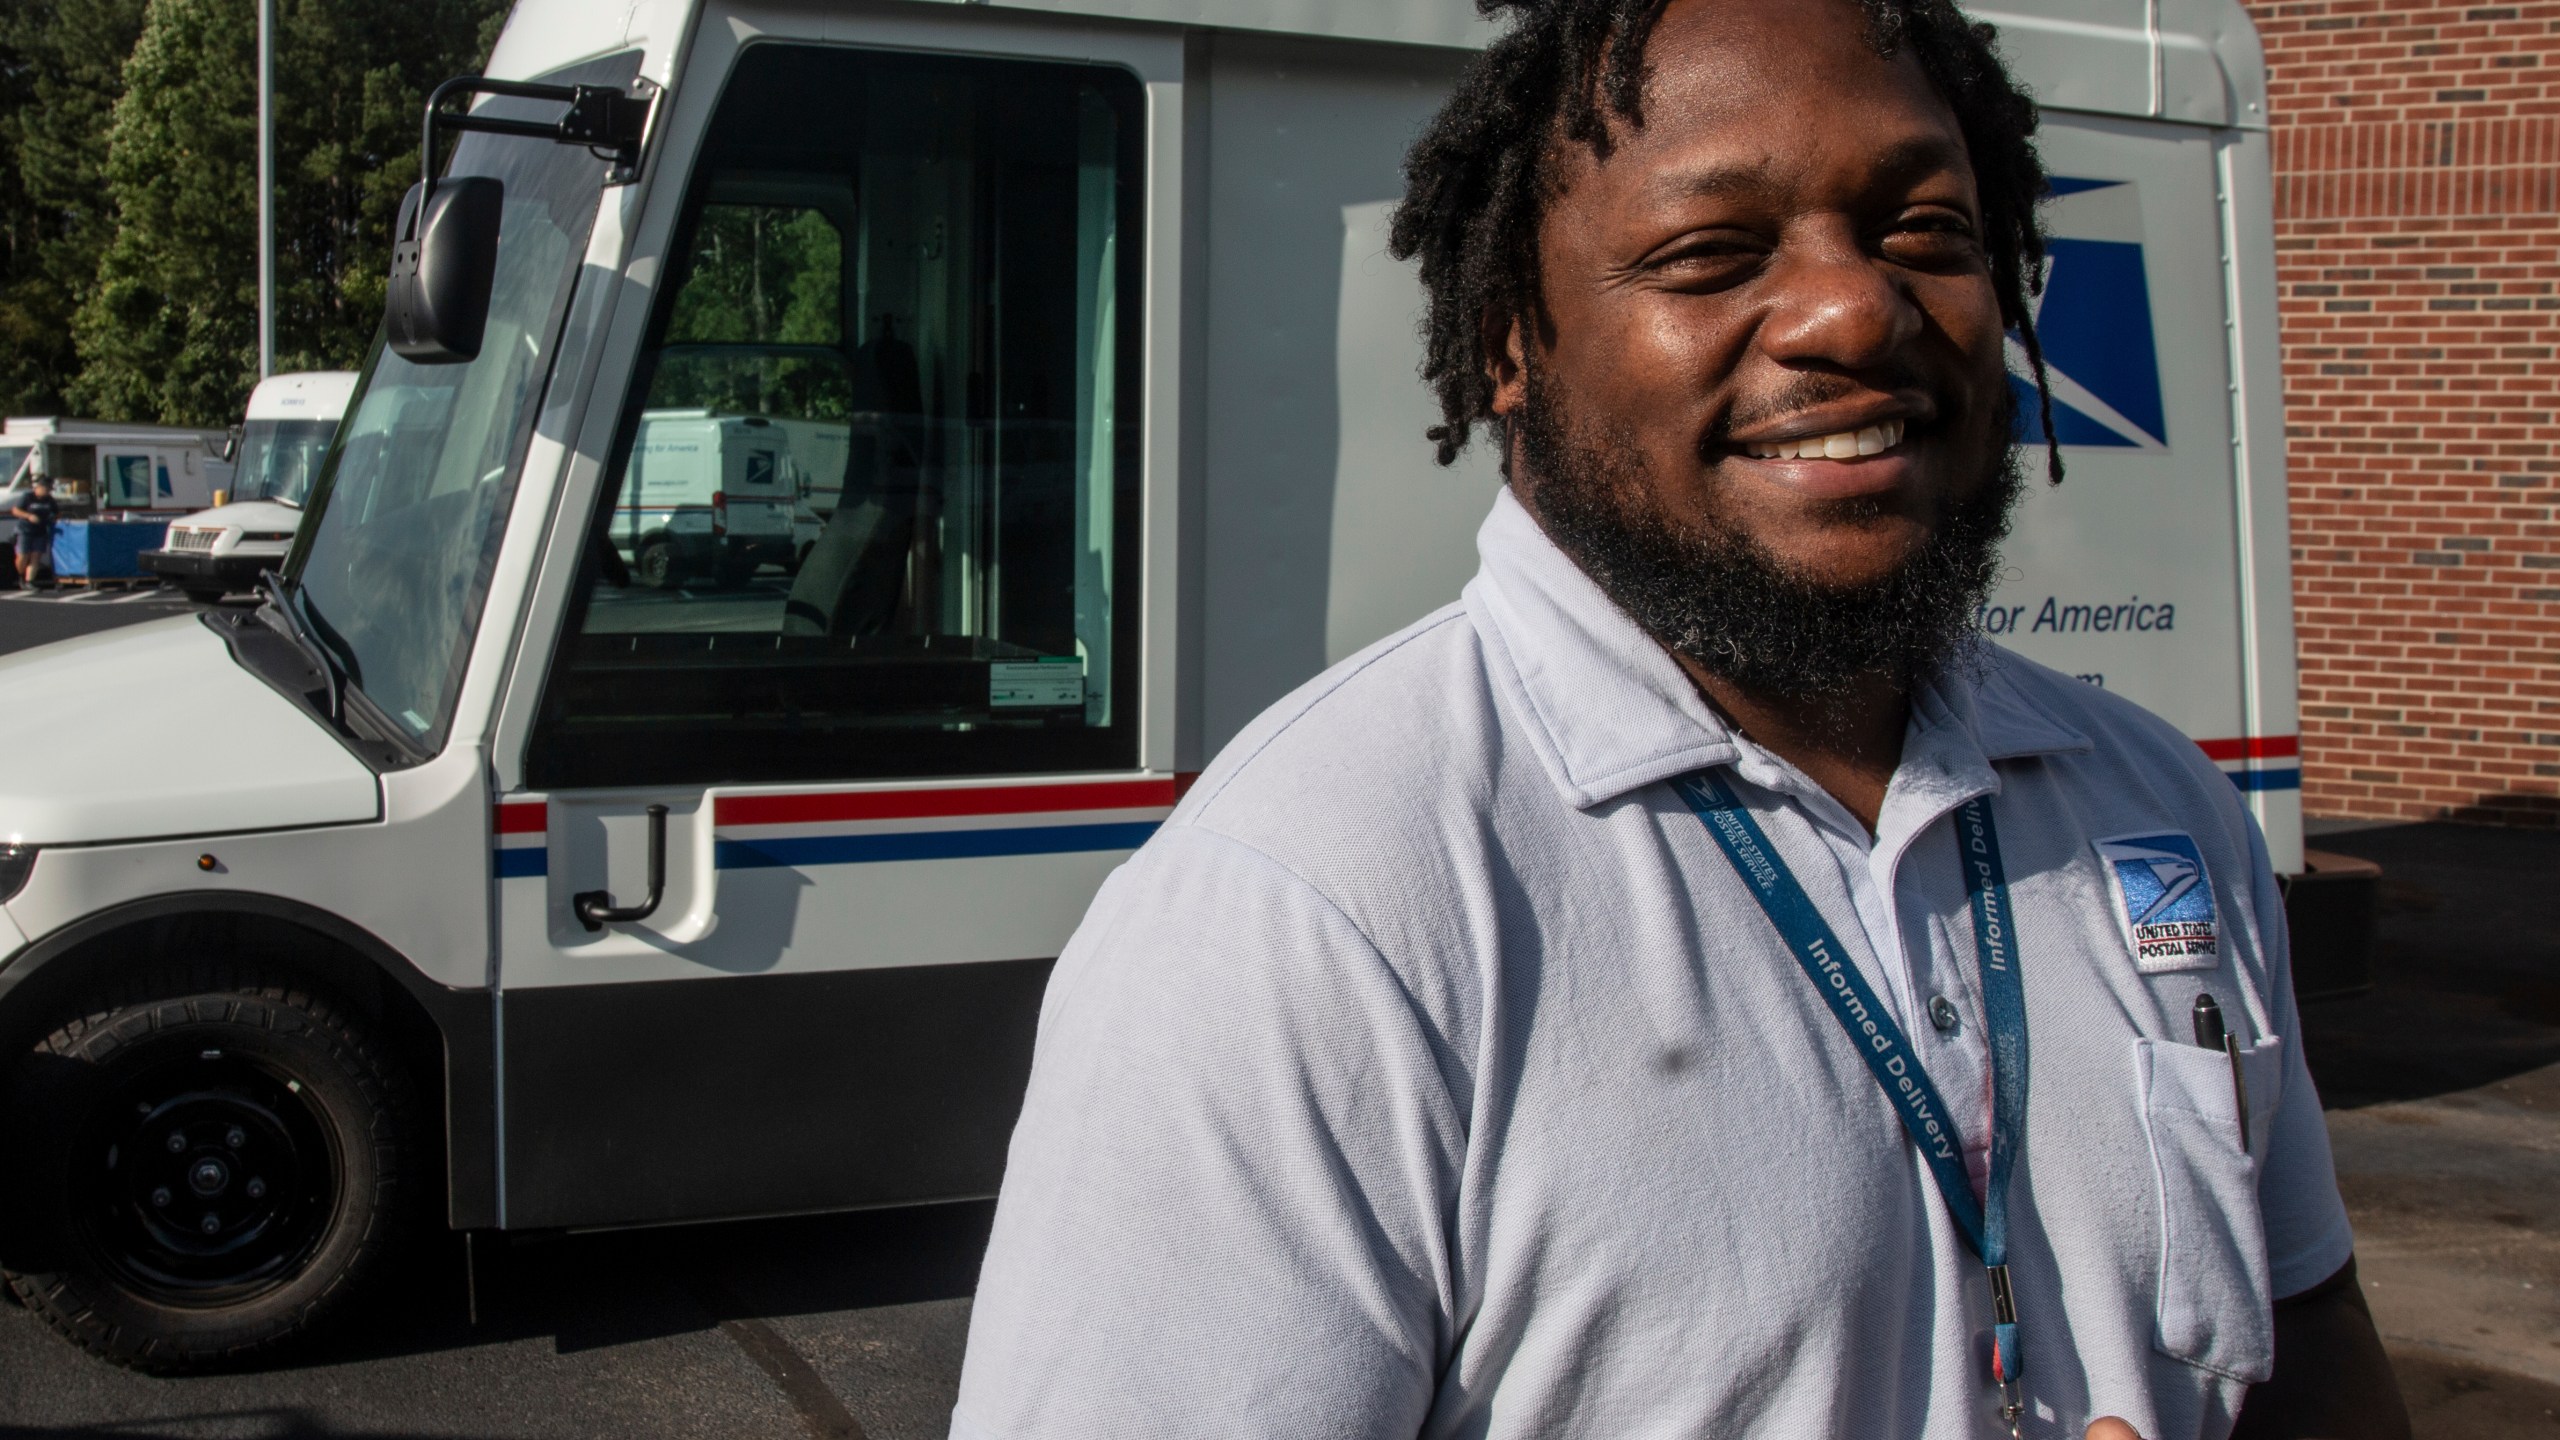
[2134,1034,2284,1381]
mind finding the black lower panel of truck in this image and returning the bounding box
[499,958,1051,1230]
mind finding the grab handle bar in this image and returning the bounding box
[574,804,668,932]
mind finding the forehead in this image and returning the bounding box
[1565,0,1973,204]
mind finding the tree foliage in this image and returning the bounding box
[0,0,503,426]
[0,0,151,414]
[655,203,856,422]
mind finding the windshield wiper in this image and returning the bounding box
[258,570,345,724]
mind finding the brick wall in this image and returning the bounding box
[2244,0,2560,825]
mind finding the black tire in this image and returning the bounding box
[1,965,421,1372]
[634,539,683,591]
[180,588,225,605]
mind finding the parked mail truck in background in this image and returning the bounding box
[0,417,233,546]
[142,372,358,602]
[0,0,2317,1371]
[607,408,799,588]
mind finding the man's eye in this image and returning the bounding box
[1882,218,1983,266]
[1644,239,1767,287]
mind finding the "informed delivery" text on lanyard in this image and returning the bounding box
[1672,769,2031,1438]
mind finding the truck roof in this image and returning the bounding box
[244,371,359,424]
[493,0,2266,130]
[0,417,226,446]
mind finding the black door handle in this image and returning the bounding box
[574,803,668,932]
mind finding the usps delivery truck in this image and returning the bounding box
[142,372,358,602]
[0,418,234,545]
[0,0,2304,1369]
[608,408,800,587]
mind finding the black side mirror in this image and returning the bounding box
[386,176,502,364]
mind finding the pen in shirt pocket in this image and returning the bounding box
[2191,993,2250,1152]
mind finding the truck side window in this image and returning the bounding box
[527,44,1143,789]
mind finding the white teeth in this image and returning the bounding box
[1744,419,1905,460]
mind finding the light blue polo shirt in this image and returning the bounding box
[954,488,2353,1440]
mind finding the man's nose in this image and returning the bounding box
[1755,238,1925,372]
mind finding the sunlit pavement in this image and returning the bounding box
[2303,821,2560,1438]
[0,586,2549,1437]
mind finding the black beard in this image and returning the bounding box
[1515,366,2024,716]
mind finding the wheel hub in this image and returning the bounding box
[186,1156,230,1195]
[76,1053,337,1305]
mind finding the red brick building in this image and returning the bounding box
[2244,0,2560,824]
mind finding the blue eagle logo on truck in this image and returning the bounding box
[2010,176,2166,450]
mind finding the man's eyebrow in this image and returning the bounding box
[1641,157,1779,205]
[1863,134,1975,190]
[1637,134,1976,207]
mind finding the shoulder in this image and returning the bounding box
[1102,602,1515,1037]
[1980,646,2212,763]
[1975,642,2263,853]
[1175,602,1503,859]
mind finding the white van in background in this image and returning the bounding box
[0,417,233,543]
[610,409,799,588]
[0,0,2325,1370]
[142,372,357,602]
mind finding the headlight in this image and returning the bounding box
[0,845,37,903]
[244,531,295,543]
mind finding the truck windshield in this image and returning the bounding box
[287,54,635,752]
[228,419,336,506]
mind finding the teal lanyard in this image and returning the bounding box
[1672,769,2030,1427]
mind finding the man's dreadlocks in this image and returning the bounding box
[1387,0,2063,483]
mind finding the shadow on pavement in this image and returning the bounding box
[2296,822,2560,1110]
[286,1198,993,1372]
[2389,1347,2560,1440]
[0,1417,458,1439]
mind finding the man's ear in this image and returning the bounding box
[1485,310,1529,420]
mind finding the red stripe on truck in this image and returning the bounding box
[2194,735,2299,763]
[716,778,1179,828]
[495,802,548,834]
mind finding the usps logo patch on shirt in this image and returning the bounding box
[2095,832,2221,972]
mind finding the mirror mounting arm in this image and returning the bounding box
[386,75,652,364]
[415,75,652,221]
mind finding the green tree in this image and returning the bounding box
[269,0,504,374]
[0,0,151,414]
[68,0,501,426]
[67,0,253,425]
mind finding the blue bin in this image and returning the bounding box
[51,520,171,579]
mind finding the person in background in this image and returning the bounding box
[954,0,2411,1436]
[13,475,58,588]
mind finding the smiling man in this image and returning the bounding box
[953,1,2406,1437]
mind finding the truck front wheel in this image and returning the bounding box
[1,966,420,1371]
[635,540,682,591]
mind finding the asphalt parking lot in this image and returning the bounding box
[0,1200,987,1439]
[0,581,202,651]
[0,588,2551,1438]
[2294,820,2560,1438]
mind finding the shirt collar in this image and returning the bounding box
[1461,487,2092,812]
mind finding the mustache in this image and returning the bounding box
[1706,367,1936,446]
[1518,361,2025,712]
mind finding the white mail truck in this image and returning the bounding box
[0,0,2308,1370]
[142,372,358,602]
[0,417,234,544]
[606,408,800,588]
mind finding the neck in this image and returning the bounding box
[1680,659,1910,834]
